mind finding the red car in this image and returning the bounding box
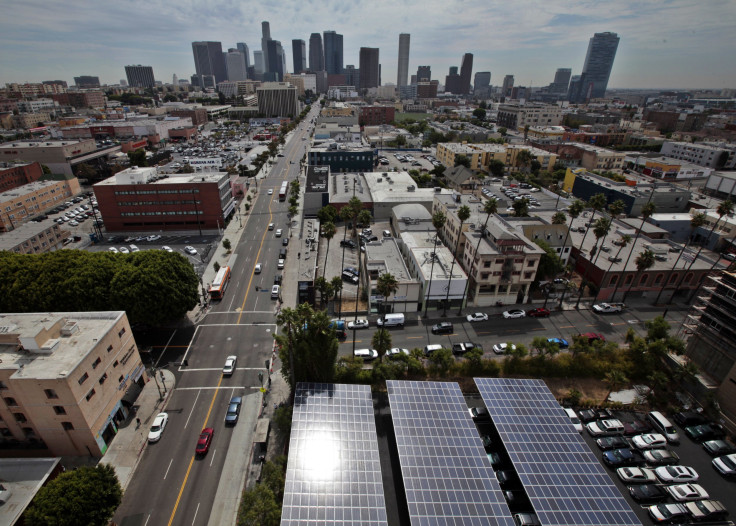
[527,308,550,317]
[580,332,605,343]
[196,427,214,455]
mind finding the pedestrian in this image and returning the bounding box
[135,417,141,428]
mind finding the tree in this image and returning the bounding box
[321,222,337,272]
[317,205,338,224]
[534,239,564,280]
[372,328,392,362]
[472,108,487,120]
[274,303,339,399]
[181,164,194,173]
[75,163,97,180]
[621,249,655,302]
[376,272,399,314]
[428,347,454,376]
[591,217,612,265]
[330,275,343,302]
[127,148,147,167]
[443,205,470,316]
[223,238,232,252]
[24,464,122,526]
[611,201,656,301]
[603,369,629,394]
[654,212,706,305]
[516,149,534,172]
[454,155,471,168]
[498,127,507,136]
[237,484,281,526]
[357,209,372,228]
[512,197,529,217]
[424,211,447,315]
[41,164,52,175]
[551,211,567,224]
[488,159,505,178]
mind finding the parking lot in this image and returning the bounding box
[479,180,566,212]
[376,150,437,173]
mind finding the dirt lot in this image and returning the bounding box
[544,377,610,403]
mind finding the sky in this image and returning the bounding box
[1,0,735,90]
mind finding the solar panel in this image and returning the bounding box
[387,380,515,526]
[475,378,641,526]
[281,383,388,526]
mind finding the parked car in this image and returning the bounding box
[108,247,119,253]
[673,411,708,427]
[146,235,161,242]
[526,308,550,317]
[119,247,130,254]
[503,309,526,319]
[452,342,481,355]
[702,439,736,456]
[493,342,516,355]
[222,355,237,376]
[347,319,369,330]
[195,427,214,455]
[563,408,583,433]
[685,423,726,442]
[469,407,490,420]
[642,448,680,466]
[579,408,613,423]
[466,312,488,322]
[712,453,736,477]
[655,465,699,483]
[647,503,690,523]
[579,332,605,343]
[147,412,169,443]
[629,484,668,503]
[387,348,409,357]
[596,436,630,450]
[623,420,653,436]
[431,322,454,334]
[602,448,646,467]
[184,246,198,255]
[546,337,569,349]
[665,483,708,502]
[616,467,656,484]
[162,246,173,253]
[586,419,625,436]
[632,433,668,450]
[592,303,624,314]
[225,396,242,425]
[684,500,728,522]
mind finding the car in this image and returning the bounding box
[632,433,668,450]
[642,448,680,466]
[277,259,285,269]
[673,411,708,427]
[254,263,262,274]
[129,245,140,253]
[586,419,625,436]
[162,246,173,253]
[468,407,490,420]
[339,239,356,249]
[596,436,630,450]
[592,303,624,314]
[347,319,369,330]
[222,355,237,376]
[602,448,646,467]
[655,465,699,483]
[666,483,708,502]
[512,513,541,526]
[431,322,454,334]
[685,499,729,522]
[108,247,119,253]
[685,423,726,442]
[147,412,169,443]
[119,247,130,254]
[629,484,668,503]
[546,337,569,349]
[275,229,282,237]
[563,408,583,433]
[452,342,481,355]
[387,348,409,357]
[502,309,526,319]
[282,238,289,246]
[712,452,736,477]
[195,427,214,455]
[616,467,656,484]
[343,267,359,277]
[579,332,605,343]
[702,439,736,456]
[466,312,489,322]
[68,220,79,227]
[526,308,550,318]
[623,420,653,436]
[647,503,690,523]
[268,189,273,195]
[579,408,613,423]
[495,469,518,488]
[225,396,242,425]
[146,235,161,242]
[184,246,198,255]
[493,342,516,355]
[277,153,284,157]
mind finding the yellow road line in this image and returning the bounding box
[559,325,574,328]
[236,199,274,324]
[406,336,424,339]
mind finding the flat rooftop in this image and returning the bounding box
[0,139,90,149]
[364,238,413,282]
[401,230,467,281]
[0,223,63,250]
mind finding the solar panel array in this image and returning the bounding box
[387,380,515,526]
[474,378,641,526]
[281,383,388,526]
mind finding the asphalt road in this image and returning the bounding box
[113,106,320,526]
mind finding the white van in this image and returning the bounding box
[377,313,405,328]
[271,285,280,299]
[354,348,378,361]
[647,411,680,443]
[423,344,443,356]
[563,408,583,433]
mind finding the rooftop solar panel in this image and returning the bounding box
[387,380,515,526]
[475,377,641,526]
[281,383,388,526]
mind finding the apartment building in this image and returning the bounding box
[0,221,66,254]
[0,311,147,457]
[0,178,82,232]
[576,144,626,172]
[496,103,563,131]
[661,141,735,169]
[436,143,558,173]
[0,161,44,193]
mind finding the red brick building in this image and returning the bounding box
[0,161,44,193]
[50,91,105,108]
[170,108,208,127]
[359,105,396,126]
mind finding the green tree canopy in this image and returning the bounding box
[24,464,122,526]
[472,108,487,120]
[127,148,147,167]
[317,205,338,224]
[534,239,564,280]
[454,155,471,168]
[488,159,505,178]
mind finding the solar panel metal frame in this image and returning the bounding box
[475,377,641,526]
[387,380,515,526]
[281,382,388,526]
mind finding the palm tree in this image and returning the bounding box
[593,233,631,302]
[376,272,399,314]
[578,193,607,255]
[516,149,533,173]
[653,212,706,305]
[575,216,612,308]
[611,201,656,302]
[424,211,447,316]
[551,211,567,225]
[622,249,655,302]
[372,328,392,363]
[337,206,354,320]
[321,221,336,272]
[603,369,629,395]
[560,200,585,262]
[512,198,530,217]
[464,198,498,311]
[443,205,471,316]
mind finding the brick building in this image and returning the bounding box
[0,161,44,193]
[359,106,396,126]
[0,178,82,232]
[170,108,208,127]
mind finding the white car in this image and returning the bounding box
[268,189,273,195]
[222,355,237,376]
[616,467,656,484]
[387,348,410,357]
[162,246,173,252]
[466,312,489,322]
[493,343,516,355]
[277,258,285,269]
[275,229,282,237]
[655,465,699,483]
[108,247,119,253]
[592,303,624,314]
[119,247,130,254]
[563,408,583,433]
[184,246,198,255]
[147,412,169,443]
[632,433,667,450]
[129,245,140,253]
[146,235,161,242]
[68,220,79,227]
[348,319,369,330]
[503,309,526,319]
[666,483,709,502]
[586,419,625,437]
[712,453,736,477]
[268,223,274,230]
[254,263,262,274]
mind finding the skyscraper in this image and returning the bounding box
[580,32,619,100]
[192,42,227,83]
[261,21,272,75]
[397,33,410,87]
[417,65,431,82]
[266,40,286,81]
[292,39,306,74]
[359,47,380,89]
[309,33,324,72]
[254,51,264,74]
[550,68,571,94]
[473,71,491,97]
[124,65,155,88]
[225,49,247,81]
[502,75,515,97]
[323,31,343,75]
[459,53,473,95]
[344,65,360,88]
[236,43,251,69]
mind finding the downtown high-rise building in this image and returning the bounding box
[344,65,360,88]
[550,68,571,94]
[191,41,227,83]
[397,33,410,87]
[459,53,473,95]
[292,39,306,74]
[579,32,619,100]
[261,21,272,75]
[417,65,431,82]
[323,31,343,75]
[74,76,100,88]
[502,74,514,97]
[473,71,491,97]
[359,47,380,89]
[236,42,250,69]
[225,49,248,81]
[124,65,155,88]
[309,33,324,72]
[254,51,264,74]
[266,40,286,81]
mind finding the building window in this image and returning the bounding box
[624,275,633,285]
[4,397,18,406]
[609,275,619,287]
[484,261,491,268]
[92,357,102,369]
[669,274,678,285]
[0,381,7,390]
[118,375,124,383]
[85,389,96,402]
[44,389,58,399]
[78,372,89,385]
[107,345,113,353]
[638,274,648,286]
[524,272,533,279]
[113,360,119,368]
[0,428,11,437]
[53,406,66,415]
[527,260,535,267]
[99,373,108,385]
[654,273,664,285]
[62,421,74,431]
[118,327,126,337]
[14,413,27,423]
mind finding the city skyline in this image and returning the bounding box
[1,0,735,90]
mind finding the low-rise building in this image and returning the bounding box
[436,142,558,173]
[704,170,736,201]
[257,82,300,118]
[576,144,626,173]
[627,154,714,180]
[308,143,374,174]
[0,311,147,457]
[0,161,44,193]
[0,221,67,253]
[12,112,53,130]
[364,238,421,314]
[660,140,735,169]
[496,103,563,130]
[0,178,81,232]
[359,105,396,126]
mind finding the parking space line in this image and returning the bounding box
[406,336,424,339]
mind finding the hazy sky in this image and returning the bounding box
[2,0,735,90]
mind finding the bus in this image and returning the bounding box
[278,181,289,201]
[208,266,231,300]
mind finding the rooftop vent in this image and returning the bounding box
[61,321,79,336]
